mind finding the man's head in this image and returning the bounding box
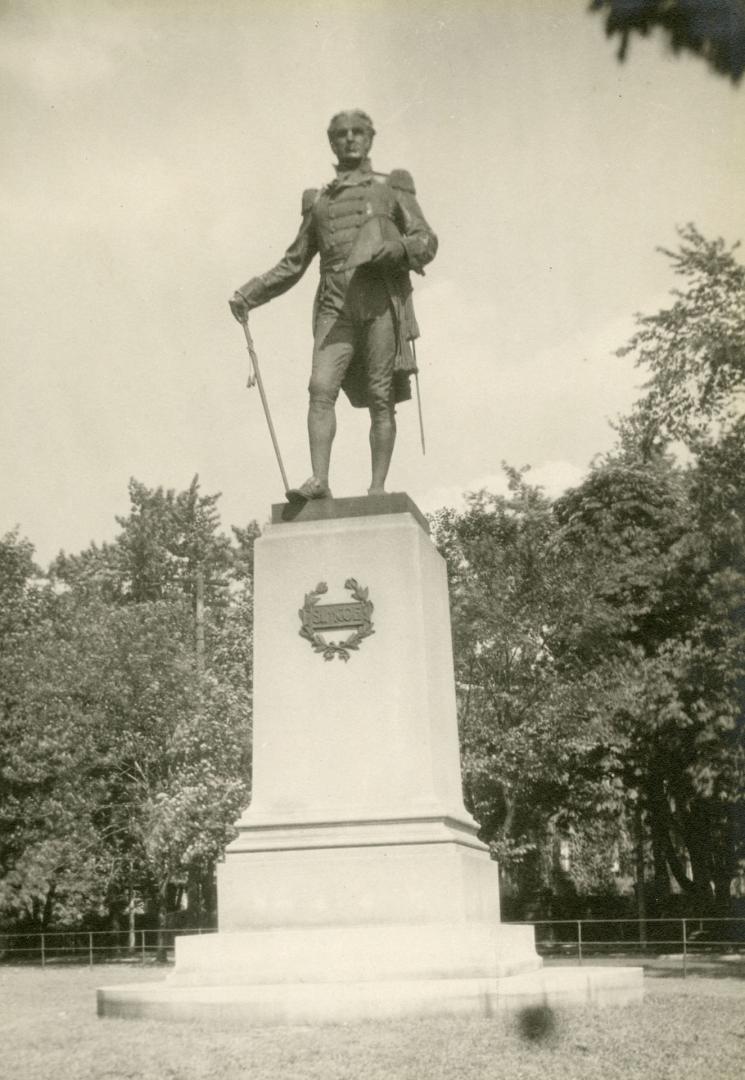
[327,109,375,170]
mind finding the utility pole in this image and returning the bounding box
[195,566,205,677]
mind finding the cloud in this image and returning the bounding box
[0,5,143,96]
[1,30,107,96]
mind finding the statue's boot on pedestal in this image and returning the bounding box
[286,476,333,503]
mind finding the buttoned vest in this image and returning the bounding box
[311,176,401,273]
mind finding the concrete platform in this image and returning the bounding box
[98,963,644,1025]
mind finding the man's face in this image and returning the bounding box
[328,115,373,169]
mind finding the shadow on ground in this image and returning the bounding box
[515,1004,557,1043]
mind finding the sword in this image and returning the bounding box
[241,319,291,495]
[411,340,426,455]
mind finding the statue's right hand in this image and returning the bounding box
[229,292,249,323]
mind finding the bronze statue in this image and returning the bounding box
[229,109,438,501]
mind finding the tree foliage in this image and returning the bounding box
[556,449,745,915]
[0,482,257,931]
[431,471,631,905]
[433,226,744,916]
[618,225,745,453]
[570,227,744,916]
[51,475,234,607]
[591,0,745,82]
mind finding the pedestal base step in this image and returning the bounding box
[98,966,643,1025]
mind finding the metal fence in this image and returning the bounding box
[516,916,745,977]
[1,918,743,976]
[0,927,217,968]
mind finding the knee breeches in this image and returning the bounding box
[309,306,397,415]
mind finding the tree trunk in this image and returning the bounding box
[646,771,696,901]
[40,883,56,931]
[634,799,647,944]
[155,886,169,963]
[186,864,204,927]
[713,874,733,920]
[650,818,671,916]
[128,889,137,954]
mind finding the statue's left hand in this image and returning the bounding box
[369,239,406,267]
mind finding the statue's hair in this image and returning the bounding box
[327,109,376,137]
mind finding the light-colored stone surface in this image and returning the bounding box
[97,964,644,1025]
[219,841,502,931]
[217,509,511,942]
[170,921,539,985]
[238,511,474,827]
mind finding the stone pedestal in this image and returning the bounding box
[98,495,642,1023]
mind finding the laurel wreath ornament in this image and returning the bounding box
[298,578,375,662]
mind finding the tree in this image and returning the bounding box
[0,548,114,929]
[553,229,745,915]
[619,227,744,911]
[554,447,745,916]
[80,597,250,945]
[1,482,258,934]
[591,0,745,83]
[431,470,632,911]
[434,422,743,917]
[52,475,234,609]
[618,224,745,453]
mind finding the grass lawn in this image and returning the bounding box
[2,964,743,1080]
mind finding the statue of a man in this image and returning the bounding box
[229,109,438,501]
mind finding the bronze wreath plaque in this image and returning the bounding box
[298,578,374,662]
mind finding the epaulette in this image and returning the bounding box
[386,168,416,195]
[301,187,319,214]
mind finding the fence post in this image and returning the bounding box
[141,928,146,964]
[89,931,94,969]
[40,932,46,969]
[682,918,687,979]
[577,920,583,966]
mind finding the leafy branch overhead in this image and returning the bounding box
[591,0,745,83]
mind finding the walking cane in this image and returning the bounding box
[241,319,291,496]
[411,340,426,455]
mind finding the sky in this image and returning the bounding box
[1,0,743,566]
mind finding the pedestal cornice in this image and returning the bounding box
[271,491,430,534]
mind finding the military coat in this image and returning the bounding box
[236,159,438,408]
